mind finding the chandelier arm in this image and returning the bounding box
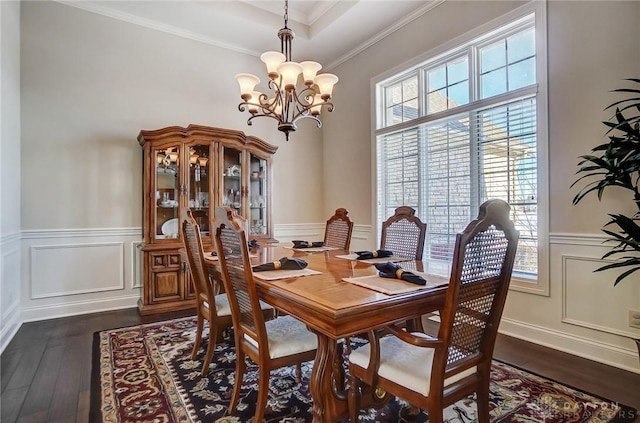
[291,86,316,106]
[286,86,316,119]
[285,86,335,124]
[292,113,323,129]
[246,113,283,126]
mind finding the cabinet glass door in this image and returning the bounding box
[187,144,211,236]
[248,154,268,236]
[154,145,180,240]
[221,146,243,215]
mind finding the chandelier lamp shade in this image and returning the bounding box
[235,0,338,141]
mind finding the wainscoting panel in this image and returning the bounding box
[21,228,143,322]
[30,242,124,298]
[562,253,640,339]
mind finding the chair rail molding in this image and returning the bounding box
[549,232,611,246]
[22,227,141,239]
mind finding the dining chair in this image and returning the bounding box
[324,207,354,250]
[380,205,427,260]
[348,199,520,423]
[181,209,234,376]
[213,207,318,423]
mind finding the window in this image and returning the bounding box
[375,7,547,293]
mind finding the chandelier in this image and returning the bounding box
[235,0,338,141]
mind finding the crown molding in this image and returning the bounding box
[326,0,445,70]
[56,0,261,57]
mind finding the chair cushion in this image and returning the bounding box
[201,293,232,316]
[258,300,274,311]
[245,315,317,359]
[349,333,477,396]
[203,294,272,317]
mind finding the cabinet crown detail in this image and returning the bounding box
[138,124,278,155]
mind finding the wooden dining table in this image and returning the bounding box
[205,244,449,423]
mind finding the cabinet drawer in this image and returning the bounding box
[151,252,182,270]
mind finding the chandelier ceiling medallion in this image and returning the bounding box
[235,0,338,141]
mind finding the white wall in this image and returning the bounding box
[323,0,640,372]
[18,1,325,322]
[1,0,22,352]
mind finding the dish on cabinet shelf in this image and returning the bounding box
[160,199,178,207]
[161,218,179,237]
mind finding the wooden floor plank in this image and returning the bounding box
[15,410,48,423]
[17,344,65,419]
[1,387,29,423]
[47,339,86,421]
[1,348,23,391]
[4,342,47,391]
[75,390,90,423]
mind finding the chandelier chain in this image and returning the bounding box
[284,0,289,28]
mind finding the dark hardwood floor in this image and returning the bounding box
[1,308,639,423]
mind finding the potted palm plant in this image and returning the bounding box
[571,78,640,360]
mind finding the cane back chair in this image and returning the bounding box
[181,209,234,376]
[213,207,318,423]
[380,206,427,260]
[324,207,354,250]
[348,199,520,423]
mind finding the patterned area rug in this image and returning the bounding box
[91,317,637,423]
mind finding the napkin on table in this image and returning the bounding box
[374,261,426,286]
[292,240,325,249]
[252,257,308,272]
[355,249,393,260]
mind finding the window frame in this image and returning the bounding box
[371,1,549,296]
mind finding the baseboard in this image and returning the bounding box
[21,294,140,323]
[0,300,22,354]
[500,317,640,374]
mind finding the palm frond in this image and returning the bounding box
[572,78,640,286]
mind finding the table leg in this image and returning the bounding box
[309,331,348,423]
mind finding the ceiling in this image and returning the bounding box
[61,0,443,69]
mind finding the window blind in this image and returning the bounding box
[377,95,537,276]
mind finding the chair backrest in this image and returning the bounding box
[324,207,354,250]
[213,207,267,343]
[380,206,427,259]
[437,199,519,376]
[182,209,216,304]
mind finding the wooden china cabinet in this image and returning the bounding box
[137,124,278,315]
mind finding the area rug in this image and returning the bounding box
[91,317,637,423]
